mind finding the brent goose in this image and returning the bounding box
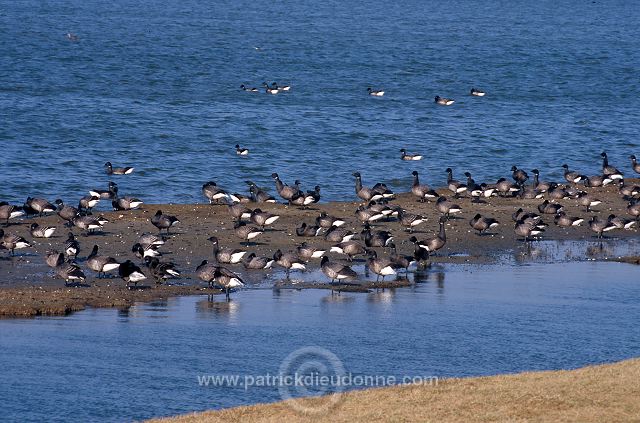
[63,232,79,258]
[600,152,623,179]
[137,233,165,249]
[208,236,247,264]
[446,168,467,197]
[234,221,263,245]
[66,33,79,42]
[296,242,326,261]
[608,214,636,230]
[538,200,563,214]
[72,215,104,234]
[469,214,499,235]
[400,149,422,161]
[87,245,120,278]
[531,169,552,192]
[409,236,430,269]
[353,172,384,202]
[495,178,519,197]
[54,199,79,225]
[464,172,487,203]
[202,181,230,204]
[628,200,640,220]
[240,84,259,92]
[355,206,385,223]
[228,203,252,222]
[321,256,358,285]
[388,243,415,272]
[271,173,300,203]
[413,216,447,254]
[144,257,180,283]
[30,223,56,238]
[262,82,279,94]
[396,208,426,232]
[511,166,529,187]
[367,87,384,96]
[561,164,584,184]
[55,260,86,285]
[324,225,355,243]
[119,260,147,288]
[45,251,64,268]
[361,224,393,248]
[546,183,568,200]
[78,195,100,214]
[330,240,367,261]
[434,96,454,105]
[411,171,438,202]
[0,203,25,226]
[132,242,161,260]
[577,192,602,212]
[104,162,134,175]
[235,144,249,155]
[367,250,397,282]
[90,182,118,200]
[246,182,277,203]
[242,253,274,270]
[0,229,31,255]
[271,82,290,92]
[619,183,640,198]
[24,197,56,217]
[250,208,280,228]
[112,196,143,211]
[296,222,322,237]
[316,212,345,228]
[584,174,613,188]
[514,219,545,242]
[470,88,486,97]
[630,155,640,174]
[588,216,616,239]
[273,249,306,276]
[554,212,584,227]
[436,196,462,219]
[151,210,179,234]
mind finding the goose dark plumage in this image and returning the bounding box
[538,200,563,215]
[271,173,300,202]
[246,182,277,203]
[316,212,345,229]
[273,249,306,276]
[446,168,467,197]
[413,216,447,254]
[144,257,180,283]
[234,221,263,245]
[87,245,120,278]
[24,197,56,217]
[55,260,86,285]
[436,196,462,219]
[296,242,326,261]
[330,241,367,261]
[54,199,79,225]
[0,229,32,256]
[588,216,616,239]
[242,253,274,270]
[208,236,247,264]
[0,203,25,226]
[470,214,499,235]
[30,223,56,238]
[361,224,393,248]
[600,152,623,179]
[367,250,397,282]
[119,260,147,288]
[250,208,280,228]
[411,171,438,202]
[554,212,584,227]
[63,232,79,259]
[353,172,383,203]
[151,210,179,234]
[630,155,640,175]
[296,222,321,237]
[202,181,230,204]
[562,164,584,184]
[511,166,529,187]
[324,225,355,243]
[321,256,358,283]
[104,162,134,175]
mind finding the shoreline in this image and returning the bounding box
[147,358,640,423]
[1,182,639,317]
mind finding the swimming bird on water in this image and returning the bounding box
[470,214,499,235]
[240,84,259,92]
[400,149,422,161]
[151,210,179,234]
[87,245,120,278]
[410,171,439,203]
[262,82,279,94]
[0,202,25,226]
[320,256,357,285]
[119,260,147,288]
[470,88,486,97]
[0,229,32,256]
[435,96,454,105]
[104,162,134,175]
[30,223,56,238]
[367,87,384,96]
[235,144,249,155]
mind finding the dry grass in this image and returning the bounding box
[149,358,640,423]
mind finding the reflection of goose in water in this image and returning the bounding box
[195,295,239,317]
[320,293,356,304]
[367,289,395,304]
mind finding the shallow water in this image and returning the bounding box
[0,261,639,422]
[2,0,640,206]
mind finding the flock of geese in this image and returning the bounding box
[1,152,640,300]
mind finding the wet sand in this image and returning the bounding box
[1,180,639,316]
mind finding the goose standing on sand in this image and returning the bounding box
[132,242,161,260]
[55,260,86,286]
[72,215,104,234]
[273,249,306,276]
[151,210,179,234]
[144,257,180,283]
[436,196,462,219]
[514,219,545,242]
[410,237,430,269]
[24,197,56,217]
[464,172,486,203]
[607,214,636,230]
[330,240,367,261]
[412,216,447,255]
[0,229,32,256]
[470,214,499,235]
[411,171,438,202]
[297,242,326,261]
[234,221,263,245]
[119,260,147,288]
[562,164,584,184]
[396,208,426,232]
[247,182,277,203]
[554,212,584,227]
[316,212,345,229]
[367,87,384,96]
[627,200,640,221]
[321,256,358,285]
[78,195,100,215]
[367,250,397,282]
[577,192,602,212]
[64,232,79,259]
[30,223,56,239]
[112,195,143,211]
[584,174,613,188]
[272,173,300,203]
[619,183,640,198]
[470,88,486,97]
[353,172,383,202]
[137,233,165,249]
[87,245,120,278]
[235,144,249,155]
[228,203,252,222]
[54,199,79,225]
[600,152,623,179]
[202,181,230,204]
[588,216,616,239]
[355,206,385,223]
[531,169,552,192]
[104,162,134,175]
[242,253,274,270]
[538,200,563,215]
[250,208,280,229]
[400,149,422,161]
[495,178,520,197]
[296,222,322,237]
[0,203,25,226]
[511,166,529,187]
[446,168,467,197]
[208,236,247,264]
[630,155,640,174]
[435,96,454,105]
[45,251,64,268]
[361,224,393,248]
[324,225,355,243]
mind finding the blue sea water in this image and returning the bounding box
[1,0,639,205]
[0,261,639,422]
